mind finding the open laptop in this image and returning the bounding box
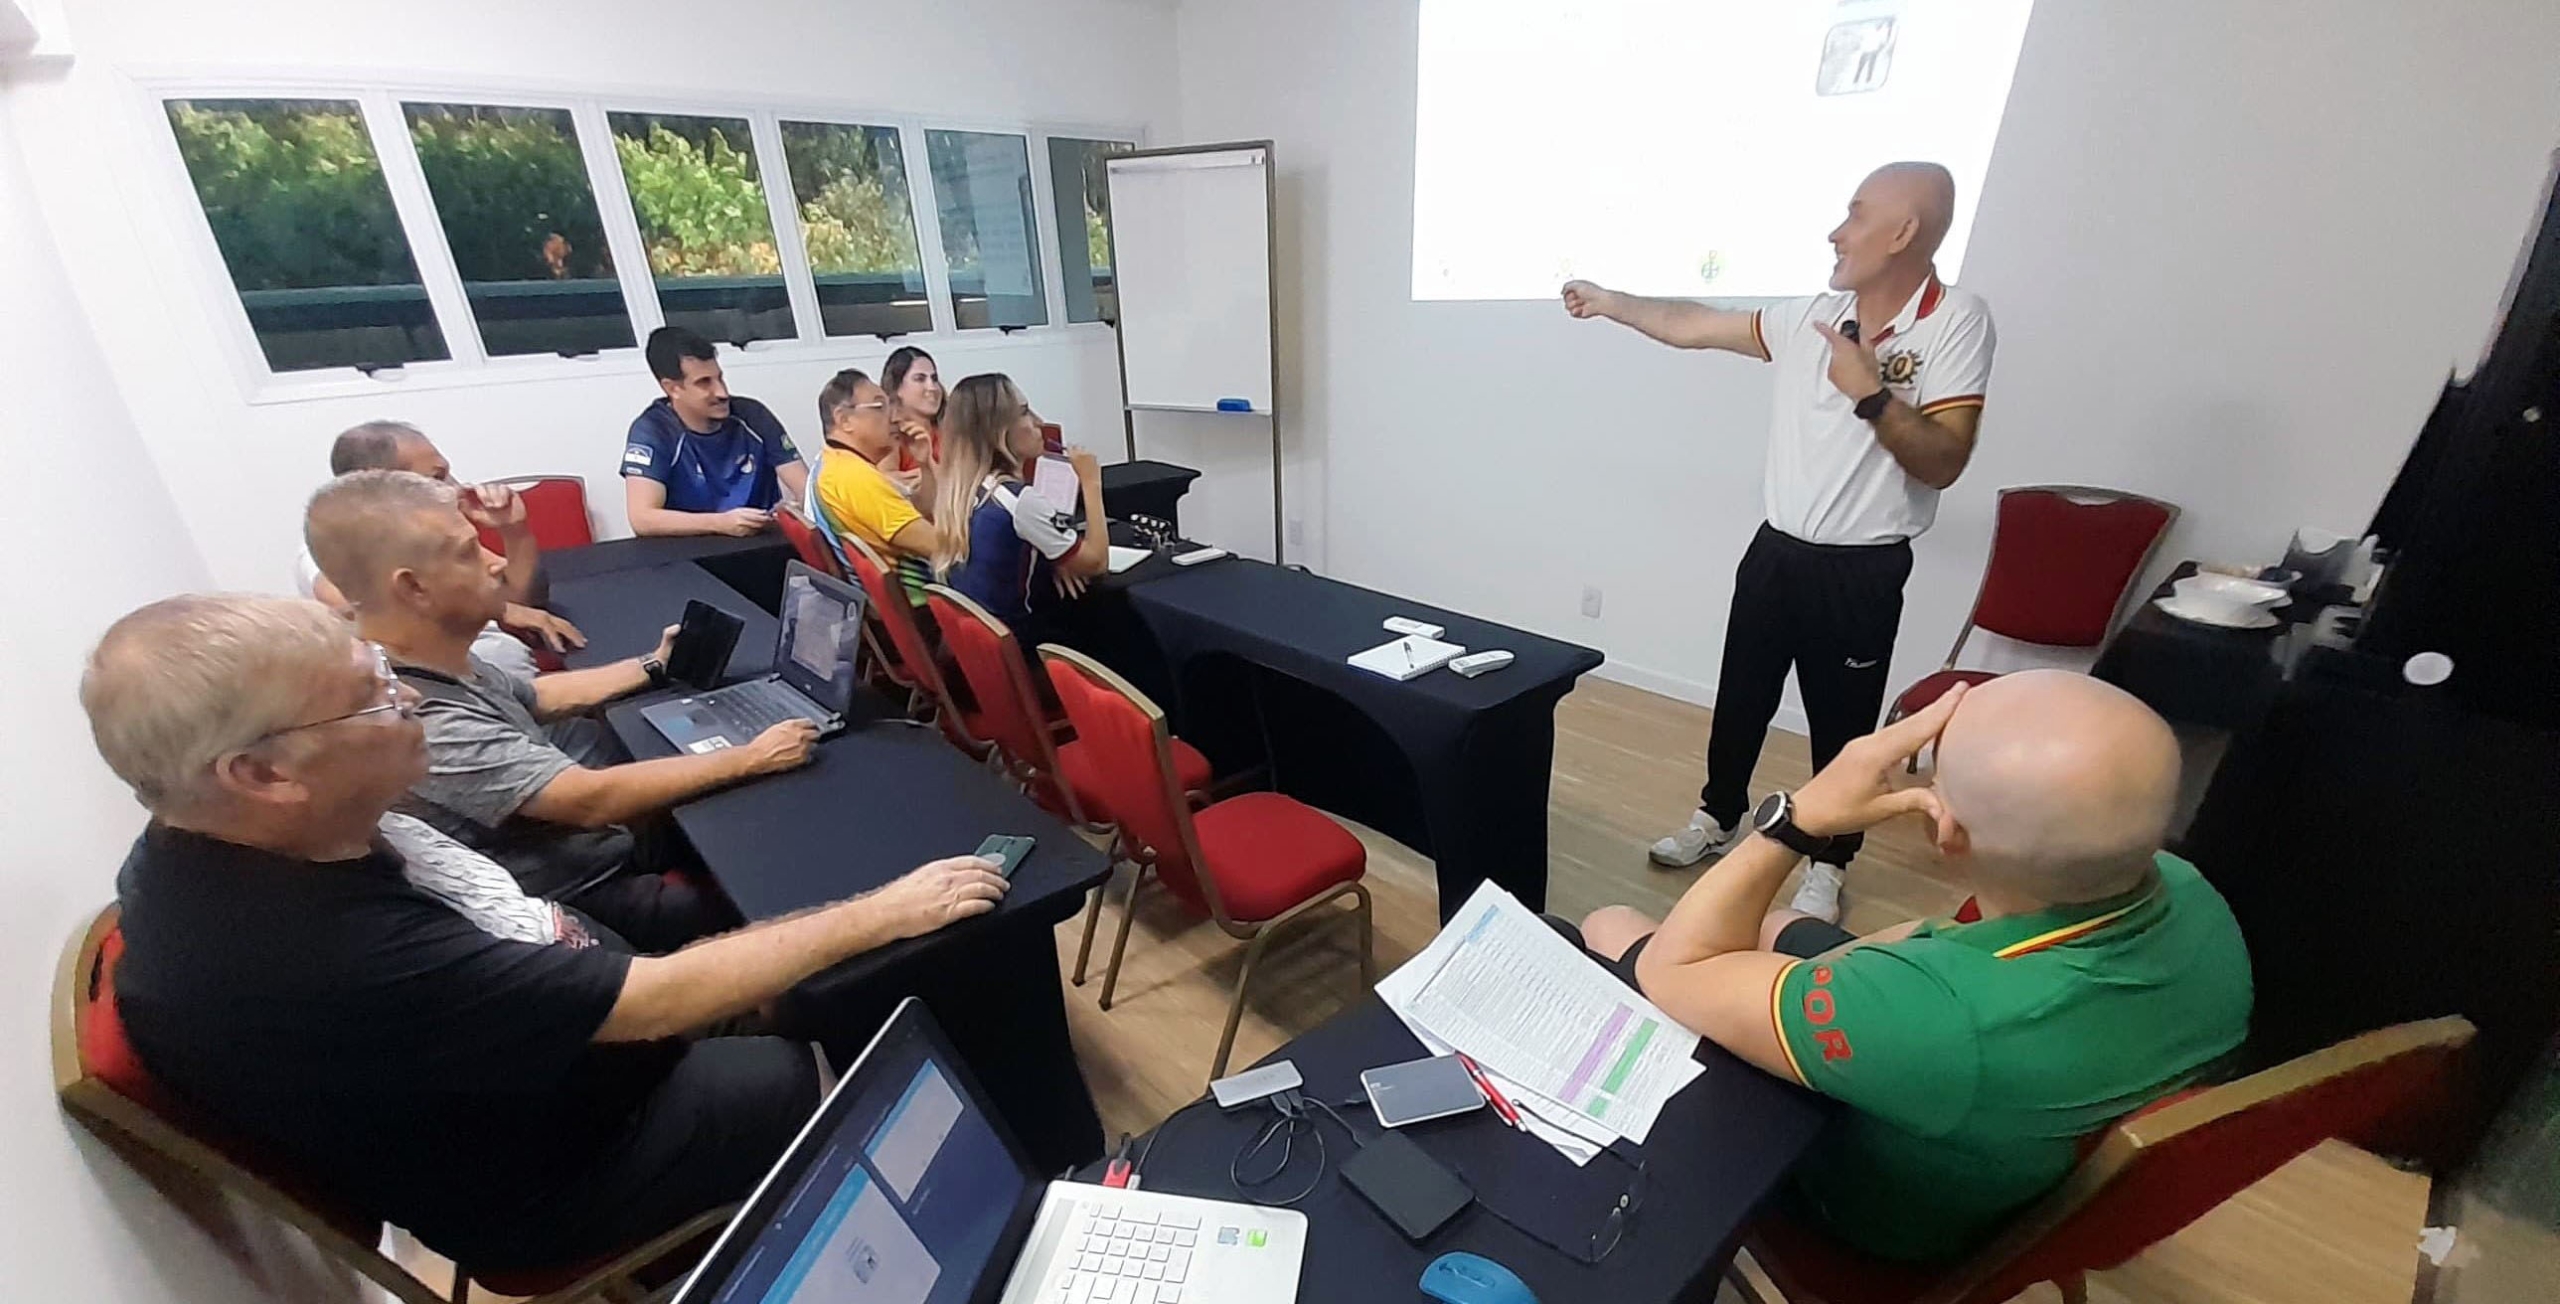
[675,998,1307,1304]
[640,560,870,754]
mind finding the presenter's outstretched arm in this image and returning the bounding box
[1561,280,1761,356]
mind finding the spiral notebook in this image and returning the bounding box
[1348,633,1465,681]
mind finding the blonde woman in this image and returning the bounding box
[931,373,1107,639]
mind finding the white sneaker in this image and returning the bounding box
[1648,810,1742,868]
[1789,862,1846,923]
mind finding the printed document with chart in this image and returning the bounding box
[1378,882,1704,1156]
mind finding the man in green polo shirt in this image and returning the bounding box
[1570,670,2252,1263]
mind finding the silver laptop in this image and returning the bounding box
[675,998,1306,1304]
[641,561,869,753]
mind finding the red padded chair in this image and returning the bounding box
[774,505,845,580]
[1041,646,1375,1081]
[53,905,731,1304]
[471,476,594,554]
[926,585,1217,984]
[1729,1016,2473,1304]
[1887,486,2177,725]
[836,534,988,757]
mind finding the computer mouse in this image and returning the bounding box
[1420,1251,1539,1304]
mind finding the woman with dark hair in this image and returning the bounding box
[931,373,1107,639]
[882,345,944,470]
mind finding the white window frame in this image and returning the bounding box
[766,108,945,344]
[130,67,1143,406]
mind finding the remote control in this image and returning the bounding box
[1383,616,1447,639]
[1448,650,1514,678]
[1171,547,1229,567]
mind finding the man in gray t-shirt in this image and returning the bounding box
[307,470,819,952]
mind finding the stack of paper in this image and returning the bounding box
[1376,882,1705,1164]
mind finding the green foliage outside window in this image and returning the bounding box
[166,100,423,291]
[781,121,925,279]
[407,105,614,283]
[608,117,782,279]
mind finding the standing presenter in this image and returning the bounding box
[1562,162,1997,921]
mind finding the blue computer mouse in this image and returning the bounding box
[1420,1251,1539,1304]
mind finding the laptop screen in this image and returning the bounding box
[775,561,865,715]
[680,1002,1040,1304]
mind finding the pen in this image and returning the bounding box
[1456,1053,1525,1132]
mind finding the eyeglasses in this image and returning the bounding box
[1586,1155,1647,1263]
[253,643,415,743]
[1463,1144,1646,1265]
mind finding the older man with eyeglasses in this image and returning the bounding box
[84,593,1007,1277]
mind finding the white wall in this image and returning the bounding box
[1171,0,2560,741]
[0,79,358,1304]
[8,0,1180,591]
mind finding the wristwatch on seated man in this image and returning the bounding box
[1753,790,1838,859]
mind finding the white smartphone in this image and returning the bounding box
[1361,1055,1487,1129]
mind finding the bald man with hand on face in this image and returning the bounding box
[1559,671,2252,1264]
[1567,162,1997,923]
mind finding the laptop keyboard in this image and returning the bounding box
[699,678,825,738]
[1051,1202,1200,1304]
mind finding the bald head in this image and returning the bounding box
[1829,161,1959,293]
[1863,162,1956,259]
[304,470,463,606]
[1933,671,2180,904]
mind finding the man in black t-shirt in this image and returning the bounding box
[80,594,1007,1274]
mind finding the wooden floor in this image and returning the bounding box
[409,677,2429,1303]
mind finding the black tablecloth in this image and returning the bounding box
[1071,558,1602,918]
[2092,562,2341,731]
[1083,999,1828,1304]
[545,533,795,612]
[550,563,778,680]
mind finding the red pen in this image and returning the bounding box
[1456,1053,1525,1132]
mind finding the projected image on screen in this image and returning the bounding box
[1412,0,2037,301]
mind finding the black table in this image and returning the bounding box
[548,559,1109,1173]
[544,533,796,612]
[1086,999,1828,1304]
[2092,562,2345,731]
[1064,558,1603,919]
[549,562,778,680]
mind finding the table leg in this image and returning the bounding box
[1427,698,1565,919]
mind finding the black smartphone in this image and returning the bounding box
[972,834,1036,878]
[665,600,744,689]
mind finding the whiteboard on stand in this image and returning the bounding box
[1106,144,1275,415]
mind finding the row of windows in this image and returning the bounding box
[160,94,1135,376]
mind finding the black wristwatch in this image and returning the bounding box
[1753,791,1836,858]
[1853,387,1893,422]
[640,656,669,687]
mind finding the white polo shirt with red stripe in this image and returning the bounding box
[1749,275,1996,546]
